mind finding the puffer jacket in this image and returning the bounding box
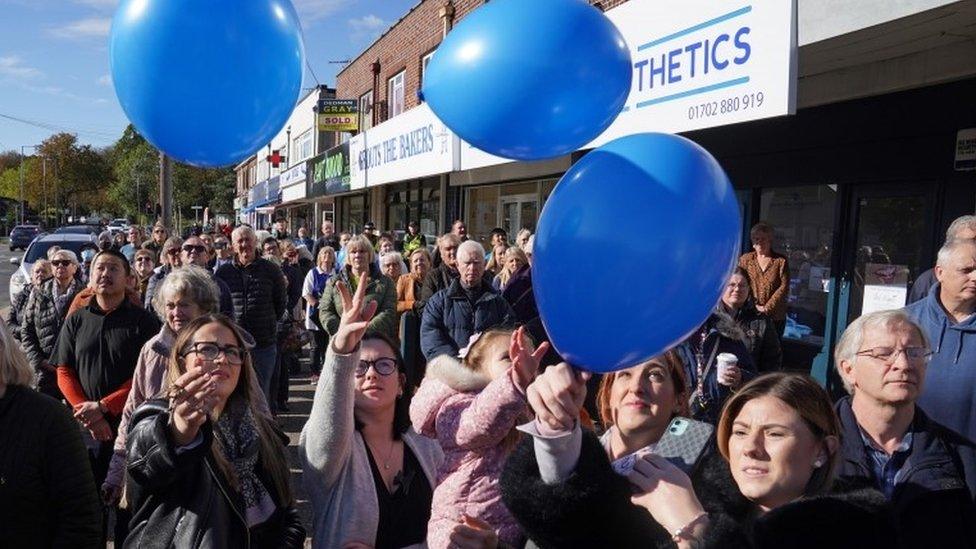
[6,281,35,341]
[420,278,515,361]
[215,258,286,348]
[410,355,528,549]
[727,301,782,374]
[22,277,83,391]
[319,264,397,340]
[143,265,172,310]
[676,311,757,424]
[125,400,305,549]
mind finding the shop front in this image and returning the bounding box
[247,175,280,230]
[276,161,313,232]
[309,142,362,234]
[348,102,456,236]
[688,78,976,391]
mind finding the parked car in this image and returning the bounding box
[9,225,43,251]
[9,233,96,303]
[53,224,103,236]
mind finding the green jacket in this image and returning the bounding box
[319,264,397,340]
[402,233,426,256]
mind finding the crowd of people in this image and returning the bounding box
[1,213,975,548]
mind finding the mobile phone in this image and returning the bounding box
[653,416,714,473]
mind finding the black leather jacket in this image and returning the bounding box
[125,400,305,548]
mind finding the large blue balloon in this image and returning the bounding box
[534,133,741,373]
[110,0,305,168]
[422,0,631,161]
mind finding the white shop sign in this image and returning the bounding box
[280,162,307,188]
[349,103,456,187]
[281,181,307,203]
[459,0,798,170]
[590,0,797,147]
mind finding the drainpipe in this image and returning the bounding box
[440,1,456,37]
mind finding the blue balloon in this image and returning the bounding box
[110,0,305,168]
[534,133,741,373]
[422,0,631,161]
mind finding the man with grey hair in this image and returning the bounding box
[420,240,514,360]
[904,237,976,440]
[908,214,976,304]
[418,232,493,314]
[834,310,976,546]
[215,225,286,402]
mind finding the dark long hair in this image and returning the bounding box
[356,331,412,439]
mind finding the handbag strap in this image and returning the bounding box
[688,337,721,408]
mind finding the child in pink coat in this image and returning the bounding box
[409,327,549,549]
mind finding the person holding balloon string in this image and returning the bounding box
[500,354,751,548]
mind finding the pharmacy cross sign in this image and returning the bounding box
[266,149,286,168]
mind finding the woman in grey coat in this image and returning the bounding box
[300,274,444,549]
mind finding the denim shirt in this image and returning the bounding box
[858,426,914,499]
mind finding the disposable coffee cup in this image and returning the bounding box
[716,353,738,379]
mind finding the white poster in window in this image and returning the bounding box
[861,263,909,315]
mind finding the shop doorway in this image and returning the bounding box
[500,194,538,238]
[808,182,936,394]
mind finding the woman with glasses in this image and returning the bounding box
[720,267,783,374]
[301,276,443,549]
[21,252,79,400]
[126,314,304,548]
[143,236,183,310]
[104,267,268,515]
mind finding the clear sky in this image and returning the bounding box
[0,0,417,152]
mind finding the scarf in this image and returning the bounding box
[214,399,277,527]
[52,279,79,317]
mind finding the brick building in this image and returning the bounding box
[245,0,976,383]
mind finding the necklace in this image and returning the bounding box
[369,439,397,470]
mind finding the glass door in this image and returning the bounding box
[499,194,538,238]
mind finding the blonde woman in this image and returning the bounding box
[125,314,305,547]
[493,247,529,291]
[0,318,101,546]
[303,246,336,385]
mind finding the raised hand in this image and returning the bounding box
[509,326,550,391]
[526,362,590,432]
[168,367,218,446]
[332,276,378,354]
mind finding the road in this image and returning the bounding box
[0,248,318,545]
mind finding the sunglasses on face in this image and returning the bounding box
[51,260,73,267]
[355,357,398,377]
[182,245,206,254]
[135,257,153,263]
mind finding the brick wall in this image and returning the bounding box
[335,0,632,125]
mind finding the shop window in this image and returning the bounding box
[388,70,405,118]
[759,186,837,347]
[360,90,374,132]
[420,51,435,92]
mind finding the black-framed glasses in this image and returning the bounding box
[51,260,73,267]
[182,244,206,254]
[182,342,246,365]
[355,357,398,377]
[855,346,933,365]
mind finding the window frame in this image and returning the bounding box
[387,70,405,118]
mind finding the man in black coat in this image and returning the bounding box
[311,219,340,260]
[215,226,286,403]
[834,309,976,547]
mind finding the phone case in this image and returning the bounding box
[653,416,714,473]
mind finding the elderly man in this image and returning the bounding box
[418,233,461,313]
[420,240,514,361]
[835,310,976,547]
[905,238,976,440]
[215,225,286,400]
[909,215,976,304]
